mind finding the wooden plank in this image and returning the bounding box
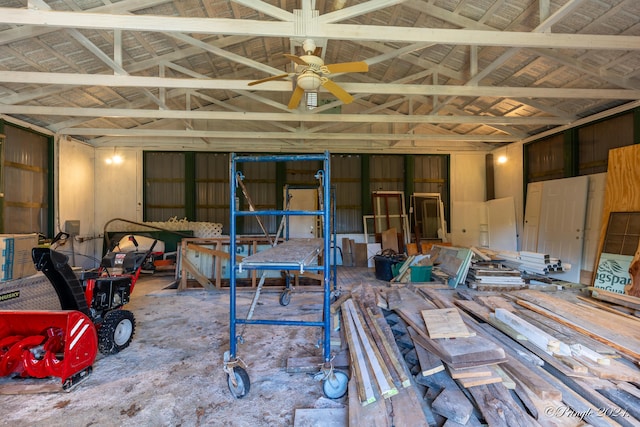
[572,354,640,383]
[493,308,570,355]
[353,283,413,390]
[576,297,639,319]
[363,307,411,388]
[512,290,640,361]
[344,299,398,399]
[516,309,617,355]
[455,371,503,388]
[468,383,542,427]
[447,365,494,380]
[421,308,472,339]
[347,375,390,427]
[406,326,444,376]
[431,388,474,424]
[294,408,347,427]
[385,289,401,310]
[475,323,563,401]
[589,287,640,311]
[341,303,376,406]
[595,145,640,292]
[181,257,214,290]
[329,292,350,314]
[381,227,399,252]
[387,379,430,427]
[492,365,516,390]
[393,288,506,368]
[354,243,369,268]
[239,238,323,269]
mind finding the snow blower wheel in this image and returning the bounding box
[98,310,135,355]
[227,366,250,399]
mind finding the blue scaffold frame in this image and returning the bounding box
[227,151,334,370]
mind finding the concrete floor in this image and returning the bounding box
[0,268,373,426]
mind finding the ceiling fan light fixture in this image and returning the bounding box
[297,72,322,90]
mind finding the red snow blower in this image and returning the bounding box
[0,232,155,392]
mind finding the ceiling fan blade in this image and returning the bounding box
[248,74,290,86]
[288,85,305,109]
[283,53,309,66]
[320,78,354,104]
[324,61,369,74]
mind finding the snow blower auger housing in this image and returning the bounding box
[0,233,154,392]
[0,311,97,392]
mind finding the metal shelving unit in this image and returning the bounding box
[224,151,346,399]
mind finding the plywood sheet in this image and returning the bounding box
[595,144,640,290]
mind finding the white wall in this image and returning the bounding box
[55,140,144,268]
[492,143,524,250]
[94,148,142,230]
[57,137,97,268]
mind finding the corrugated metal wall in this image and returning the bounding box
[526,134,565,182]
[240,160,277,235]
[3,125,48,234]
[142,152,451,236]
[332,154,361,233]
[414,155,449,223]
[195,152,228,228]
[144,152,186,221]
[370,155,403,192]
[578,112,634,175]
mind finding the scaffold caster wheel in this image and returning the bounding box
[322,370,348,399]
[279,289,291,306]
[227,366,250,399]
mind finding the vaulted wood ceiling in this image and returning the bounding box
[1,0,639,153]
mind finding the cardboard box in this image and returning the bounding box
[0,234,39,281]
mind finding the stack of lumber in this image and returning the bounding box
[466,261,527,291]
[339,285,431,427]
[585,287,640,318]
[431,245,474,288]
[453,289,640,426]
[379,286,548,426]
[343,282,640,426]
[485,249,569,276]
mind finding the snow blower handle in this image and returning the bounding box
[128,235,139,249]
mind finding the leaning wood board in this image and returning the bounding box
[511,289,640,361]
[594,144,640,290]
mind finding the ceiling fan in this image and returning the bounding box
[248,39,369,109]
